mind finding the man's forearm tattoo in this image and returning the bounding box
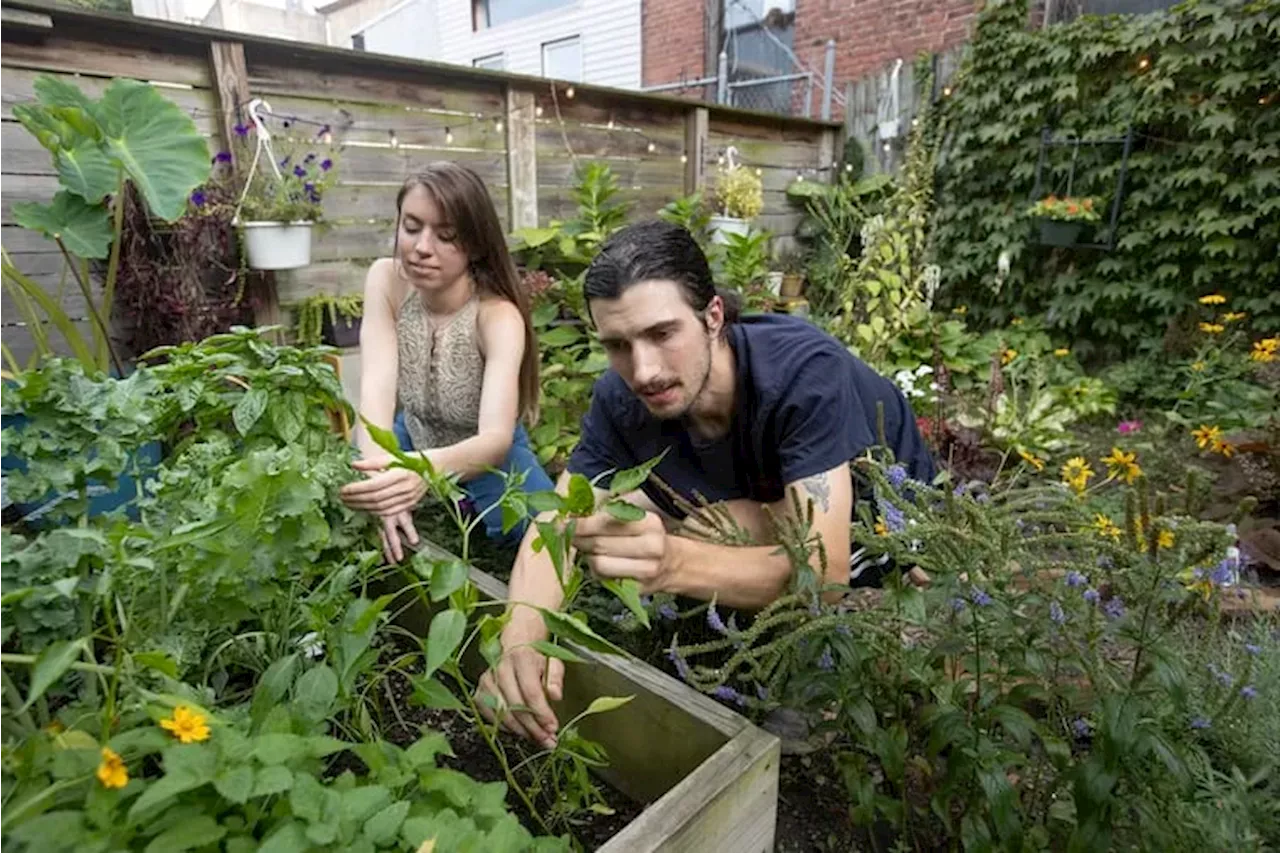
[799,472,831,512]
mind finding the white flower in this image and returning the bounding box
[298,632,324,660]
[997,249,1011,278]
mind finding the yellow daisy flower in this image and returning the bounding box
[1210,436,1235,458]
[952,305,968,315]
[1191,425,1221,449]
[1061,457,1094,495]
[1157,530,1175,549]
[1093,514,1122,541]
[1018,449,1046,471]
[1251,338,1278,363]
[1222,312,1246,323]
[1199,322,1225,334]
[1198,293,1226,305]
[97,747,128,789]
[160,705,211,744]
[1002,348,1018,365]
[1053,348,1070,357]
[1101,446,1142,484]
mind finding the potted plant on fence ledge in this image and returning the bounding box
[1025,194,1100,247]
[228,102,338,271]
[292,293,364,348]
[709,146,764,245]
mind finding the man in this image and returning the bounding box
[477,220,935,748]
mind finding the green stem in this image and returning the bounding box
[0,653,116,676]
[0,775,94,833]
[100,171,128,374]
[55,238,122,377]
[1,668,38,730]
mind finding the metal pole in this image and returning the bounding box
[821,38,835,120]
[804,73,813,118]
[717,50,728,105]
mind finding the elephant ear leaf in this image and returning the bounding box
[12,191,114,260]
[95,78,211,222]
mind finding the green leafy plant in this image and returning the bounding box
[291,293,364,348]
[1,75,212,374]
[712,161,764,221]
[657,192,713,248]
[511,162,630,276]
[933,0,1280,357]
[528,300,607,472]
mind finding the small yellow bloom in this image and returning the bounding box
[1002,348,1018,365]
[1157,530,1175,549]
[953,305,968,315]
[97,747,128,789]
[1190,361,1206,372]
[1191,425,1222,449]
[1011,317,1025,326]
[1018,449,1046,471]
[1210,436,1235,458]
[1101,446,1142,484]
[1053,348,1070,357]
[1093,514,1122,541]
[1061,457,1095,495]
[1199,322,1225,334]
[160,705,210,744]
[1187,577,1214,601]
[874,519,889,536]
[1198,293,1226,305]
[44,720,65,735]
[1251,338,1279,363]
[1222,312,1246,323]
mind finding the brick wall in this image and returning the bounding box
[641,0,706,89]
[794,0,979,119]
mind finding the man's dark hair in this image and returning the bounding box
[583,220,741,328]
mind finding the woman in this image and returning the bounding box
[340,162,553,563]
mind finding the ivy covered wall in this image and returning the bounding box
[931,0,1279,359]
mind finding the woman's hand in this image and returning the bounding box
[379,511,419,564]
[340,455,428,517]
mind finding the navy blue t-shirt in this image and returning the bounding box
[566,313,937,520]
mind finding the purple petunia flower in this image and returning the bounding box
[1083,588,1100,604]
[658,603,678,621]
[305,153,316,163]
[970,588,993,607]
[1190,716,1211,730]
[293,164,307,178]
[886,464,908,490]
[233,123,250,137]
[1072,718,1091,738]
[818,647,835,671]
[280,156,291,168]
[707,604,727,635]
[1245,643,1261,656]
[1066,571,1087,588]
[214,151,232,163]
[190,189,207,207]
[320,158,333,171]
[1049,600,1066,625]
[1103,597,1125,620]
[1241,685,1257,700]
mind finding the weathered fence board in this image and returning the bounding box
[1,0,837,359]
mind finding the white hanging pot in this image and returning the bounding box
[240,220,314,270]
[708,215,750,245]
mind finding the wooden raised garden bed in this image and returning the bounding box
[389,547,782,853]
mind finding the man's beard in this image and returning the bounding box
[645,337,713,422]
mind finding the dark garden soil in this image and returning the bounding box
[375,638,642,851]
[775,751,861,853]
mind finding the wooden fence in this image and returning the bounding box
[842,46,964,175]
[0,0,839,363]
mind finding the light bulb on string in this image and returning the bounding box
[389,130,399,149]
[717,155,725,166]
[1138,56,1150,70]
[796,172,805,182]
[495,118,504,132]
[606,117,615,130]
[535,105,544,117]
[321,130,333,144]
[565,86,575,99]
[647,141,656,153]
[942,86,952,97]
[445,127,453,145]
[680,154,688,163]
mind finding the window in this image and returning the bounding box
[473,0,572,29]
[541,36,582,82]
[473,53,505,71]
[351,32,365,51]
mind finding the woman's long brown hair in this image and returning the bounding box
[396,162,539,424]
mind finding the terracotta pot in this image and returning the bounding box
[781,273,805,298]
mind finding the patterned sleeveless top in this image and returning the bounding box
[396,291,483,450]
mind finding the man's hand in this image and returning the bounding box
[572,509,668,593]
[340,455,428,517]
[475,639,564,749]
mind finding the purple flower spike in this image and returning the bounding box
[658,603,678,621]
[1216,670,1233,687]
[1083,588,1100,604]
[1066,571,1087,588]
[1241,685,1257,700]
[1071,718,1091,738]
[886,464,908,489]
[712,685,746,706]
[950,597,966,613]
[818,647,835,671]
[1190,716,1211,730]
[1245,643,1261,656]
[666,646,690,681]
[756,683,769,701]
[970,588,993,607]
[1103,597,1125,620]
[1049,600,1066,625]
[878,498,906,533]
[707,604,727,635]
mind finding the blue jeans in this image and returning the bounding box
[392,413,554,546]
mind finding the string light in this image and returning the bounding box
[911,117,919,127]
[647,141,656,152]
[606,117,615,130]
[680,154,687,163]
[389,130,399,149]
[495,118,504,132]
[445,127,453,144]
[1138,56,1150,70]
[844,163,853,172]
[942,86,952,97]
[882,142,891,152]
[535,105,544,117]
[565,86,575,99]
[717,155,725,166]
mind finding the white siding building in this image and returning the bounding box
[353,0,641,90]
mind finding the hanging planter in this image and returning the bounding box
[240,220,314,270]
[1025,195,1100,248]
[1035,218,1084,247]
[227,97,338,271]
[710,145,763,245]
[1026,125,1134,250]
